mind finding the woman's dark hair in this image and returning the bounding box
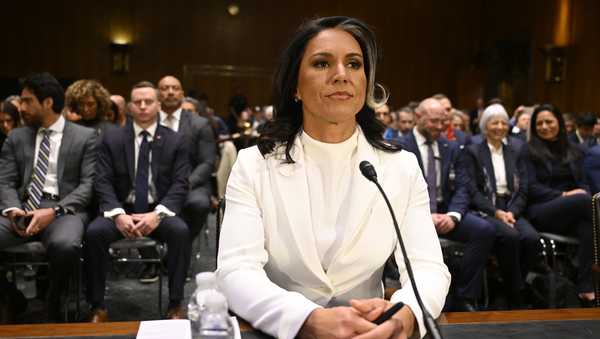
[528,103,581,163]
[257,16,400,163]
[0,100,21,128]
[20,72,65,114]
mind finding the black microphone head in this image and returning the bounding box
[359,160,378,182]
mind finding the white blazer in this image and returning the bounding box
[217,129,450,339]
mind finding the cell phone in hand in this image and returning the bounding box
[373,302,405,325]
[14,215,32,230]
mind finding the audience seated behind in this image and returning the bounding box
[400,98,495,312]
[519,104,595,305]
[157,76,216,239]
[0,73,96,322]
[2,68,599,327]
[84,81,191,322]
[464,104,541,308]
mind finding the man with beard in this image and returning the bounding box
[400,98,495,311]
[0,73,96,321]
[133,75,215,283]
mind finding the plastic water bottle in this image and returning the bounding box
[197,291,233,339]
[188,272,218,336]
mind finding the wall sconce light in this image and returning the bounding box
[227,3,240,16]
[541,45,567,84]
[110,43,131,74]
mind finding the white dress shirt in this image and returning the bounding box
[159,108,181,132]
[412,128,462,221]
[487,143,508,195]
[300,129,357,271]
[1,116,65,216]
[103,122,174,218]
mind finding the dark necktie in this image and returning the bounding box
[134,131,150,213]
[24,129,51,211]
[426,141,438,213]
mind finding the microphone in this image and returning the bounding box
[359,160,443,339]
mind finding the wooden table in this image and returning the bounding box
[0,308,599,337]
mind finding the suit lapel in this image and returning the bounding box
[405,132,425,176]
[178,110,191,135]
[23,127,37,187]
[479,143,496,193]
[57,122,73,183]
[503,145,515,192]
[271,136,329,285]
[439,138,451,190]
[124,123,136,184]
[329,130,380,271]
[151,127,165,180]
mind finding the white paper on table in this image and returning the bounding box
[136,319,191,339]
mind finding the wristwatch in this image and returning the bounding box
[53,205,66,218]
[448,215,459,225]
[156,211,168,222]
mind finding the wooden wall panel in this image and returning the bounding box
[1,0,599,115]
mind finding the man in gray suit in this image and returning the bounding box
[0,73,96,321]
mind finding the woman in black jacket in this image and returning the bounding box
[465,104,540,307]
[519,104,594,304]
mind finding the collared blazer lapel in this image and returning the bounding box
[57,121,73,183]
[438,138,452,191]
[270,135,330,287]
[150,127,165,181]
[403,132,424,176]
[503,144,516,193]
[124,123,136,185]
[21,127,37,191]
[178,110,192,136]
[478,143,496,195]
[327,131,380,277]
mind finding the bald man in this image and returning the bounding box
[109,95,127,126]
[399,98,495,311]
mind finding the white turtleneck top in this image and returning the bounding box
[300,128,359,271]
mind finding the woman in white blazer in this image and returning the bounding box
[217,16,450,339]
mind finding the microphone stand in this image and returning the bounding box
[361,162,443,339]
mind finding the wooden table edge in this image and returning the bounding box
[1,309,599,337]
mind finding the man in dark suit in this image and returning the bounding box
[157,75,216,238]
[584,144,600,195]
[569,113,597,149]
[84,81,191,321]
[400,98,496,311]
[0,73,96,321]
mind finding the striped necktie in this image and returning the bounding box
[24,129,51,211]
